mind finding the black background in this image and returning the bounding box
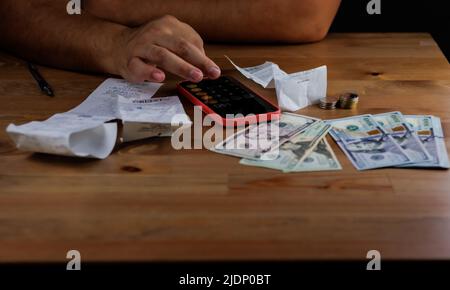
[1,261,449,288]
[330,0,449,60]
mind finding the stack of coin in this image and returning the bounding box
[319,96,339,110]
[338,93,359,109]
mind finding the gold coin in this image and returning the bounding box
[338,92,359,109]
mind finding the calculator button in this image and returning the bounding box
[214,104,226,111]
[191,88,202,92]
[230,95,242,101]
[186,84,197,89]
[243,93,254,99]
[196,92,207,96]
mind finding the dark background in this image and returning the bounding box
[330,0,449,61]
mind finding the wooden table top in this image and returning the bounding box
[0,33,449,263]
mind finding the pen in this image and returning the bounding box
[27,62,54,97]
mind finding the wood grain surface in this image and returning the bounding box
[0,33,449,262]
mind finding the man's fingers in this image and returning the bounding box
[126,57,165,83]
[155,35,221,79]
[124,15,220,82]
[140,45,205,82]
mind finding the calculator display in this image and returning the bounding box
[178,76,279,118]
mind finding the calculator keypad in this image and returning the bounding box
[181,76,277,117]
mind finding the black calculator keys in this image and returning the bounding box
[230,95,242,101]
[179,76,279,118]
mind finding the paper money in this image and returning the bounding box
[327,115,413,170]
[213,113,318,160]
[281,121,332,170]
[402,115,449,168]
[285,138,342,172]
[239,121,341,172]
[373,112,432,163]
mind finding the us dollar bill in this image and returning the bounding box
[239,121,335,171]
[373,111,432,163]
[212,113,318,160]
[286,138,342,172]
[401,115,449,168]
[327,115,413,170]
[240,135,342,172]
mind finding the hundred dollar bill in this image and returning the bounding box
[239,121,333,171]
[212,113,318,160]
[328,114,385,142]
[373,112,432,163]
[401,115,449,168]
[327,115,413,170]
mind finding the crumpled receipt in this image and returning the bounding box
[6,78,191,159]
[226,56,327,112]
[7,114,117,159]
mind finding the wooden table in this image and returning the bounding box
[0,33,449,263]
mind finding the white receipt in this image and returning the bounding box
[118,95,191,142]
[226,57,287,88]
[226,56,327,112]
[7,114,117,159]
[70,78,163,118]
[6,78,191,158]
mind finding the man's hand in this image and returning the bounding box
[114,15,221,83]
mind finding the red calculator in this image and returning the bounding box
[177,76,280,127]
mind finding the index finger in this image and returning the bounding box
[155,35,221,79]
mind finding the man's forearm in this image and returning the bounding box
[86,0,341,43]
[0,0,128,74]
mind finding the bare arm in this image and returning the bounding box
[0,1,220,82]
[0,0,127,74]
[86,0,341,43]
